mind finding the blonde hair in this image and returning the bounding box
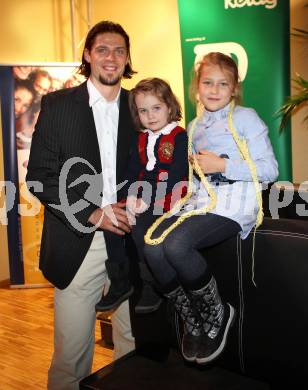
[190,52,242,106]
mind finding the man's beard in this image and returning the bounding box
[98,74,122,86]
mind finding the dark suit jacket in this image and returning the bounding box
[26,81,135,289]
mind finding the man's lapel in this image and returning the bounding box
[116,88,134,185]
[74,81,101,171]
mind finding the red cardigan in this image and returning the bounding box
[124,126,188,212]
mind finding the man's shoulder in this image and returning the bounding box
[120,87,129,100]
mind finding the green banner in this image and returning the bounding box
[178,0,291,181]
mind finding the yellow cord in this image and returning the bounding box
[226,101,264,287]
[144,100,263,250]
[144,117,217,245]
[227,101,263,229]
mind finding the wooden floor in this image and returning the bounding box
[0,286,113,389]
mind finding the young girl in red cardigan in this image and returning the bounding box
[95,78,188,314]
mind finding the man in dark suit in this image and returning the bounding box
[26,21,136,390]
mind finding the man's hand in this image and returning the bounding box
[190,150,226,174]
[88,202,131,235]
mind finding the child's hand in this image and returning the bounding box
[135,197,148,213]
[126,196,149,224]
[193,150,226,174]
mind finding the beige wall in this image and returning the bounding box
[0,0,184,108]
[0,0,307,280]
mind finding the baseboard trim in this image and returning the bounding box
[9,283,52,289]
[0,279,10,288]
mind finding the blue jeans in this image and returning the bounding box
[144,213,241,292]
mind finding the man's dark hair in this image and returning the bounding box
[79,20,136,79]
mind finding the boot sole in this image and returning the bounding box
[196,303,235,365]
[182,335,201,363]
[182,349,197,363]
[95,287,134,312]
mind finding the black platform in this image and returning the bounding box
[79,349,270,390]
[81,216,308,389]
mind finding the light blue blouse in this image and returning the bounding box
[186,103,279,239]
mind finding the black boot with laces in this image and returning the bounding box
[165,285,203,362]
[190,277,235,364]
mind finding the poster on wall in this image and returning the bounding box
[0,64,84,287]
[177,0,291,181]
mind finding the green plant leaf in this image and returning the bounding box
[277,7,308,132]
[276,75,308,132]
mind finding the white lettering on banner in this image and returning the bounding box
[194,42,248,81]
[185,37,206,42]
[224,0,277,10]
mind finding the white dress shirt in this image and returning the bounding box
[87,79,120,207]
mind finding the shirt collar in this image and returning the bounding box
[87,78,121,107]
[196,102,232,129]
[202,102,232,122]
[144,121,178,137]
